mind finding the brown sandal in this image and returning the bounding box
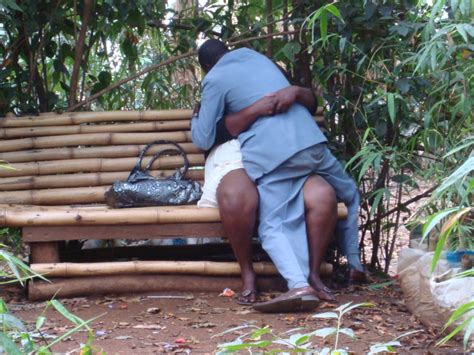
[252,286,320,313]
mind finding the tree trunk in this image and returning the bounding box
[290,0,312,87]
[68,0,93,108]
[266,0,273,58]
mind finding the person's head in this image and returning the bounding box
[198,39,229,72]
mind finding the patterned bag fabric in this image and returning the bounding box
[105,140,202,208]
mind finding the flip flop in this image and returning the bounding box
[236,289,258,306]
[252,286,320,313]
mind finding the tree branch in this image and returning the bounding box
[147,19,221,37]
[360,185,437,229]
[67,29,299,112]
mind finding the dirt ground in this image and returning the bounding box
[3,279,463,354]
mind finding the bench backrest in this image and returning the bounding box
[0,109,325,206]
[0,110,204,206]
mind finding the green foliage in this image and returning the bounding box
[0,0,471,275]
[420,140,473,351]
[302,2,344,48]
[0,161,16,171]
[0,228,22,254]
[0,297,104,354]
[420,140,473,271]
[301,0,473,271]
[0,0,198,113]
[0,248,104,353]
[437,301,474,350]
[367,330,423,354]
[215,302,373,354]
[0,244,48,286]
[312,302,373,352]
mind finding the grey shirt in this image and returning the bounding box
[191,48,327,181]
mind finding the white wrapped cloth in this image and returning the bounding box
[197,139,244,208]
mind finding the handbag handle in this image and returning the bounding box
[135,140,190,178]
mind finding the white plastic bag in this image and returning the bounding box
[397,248,473,329]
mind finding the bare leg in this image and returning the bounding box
[304,175,338,301]
[217,169,259,303]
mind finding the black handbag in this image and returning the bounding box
[104,140,202,208]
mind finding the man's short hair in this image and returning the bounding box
[198,39,229,70]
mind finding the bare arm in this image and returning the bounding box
[273,86,317,115]
[296,86,318,114]
[222,85,317,138]
[224,95,277,137]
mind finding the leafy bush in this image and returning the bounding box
[0,248,103,353]
[301,0,473,271]
[215,302,375,354]
[0,298,104,354]
[214,302,425,354]
[419,140,473,351]
[0,228,22,255]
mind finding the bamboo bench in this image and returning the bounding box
[0,110,347,300]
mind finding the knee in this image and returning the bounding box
[217,182,258,218]
[304,178,337,215]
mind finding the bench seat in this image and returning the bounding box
[0,109,346,300]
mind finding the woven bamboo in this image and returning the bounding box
[0,120,191,138]
[0,186,109,205]
[0,131,192,153]
[0,143,201,163]
[0,170,204,191]
[0,181,207,204]
[0,154,204,177]
[0,109,193,128]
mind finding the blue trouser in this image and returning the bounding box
[256,143,362,290]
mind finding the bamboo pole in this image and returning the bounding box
[0,203,347,226]
[0,182,205,205]
[3,203,219,211]
[0,205,222,226]
[28,274,288,301]
[0,110,193,128]
[0,131,192,153]
[0,186,109,205]
[0,143,202,163]
[0,154,204,177]
[0,112,324,131]
[2,204,114,211]
[0,120,191,139]
[30,260,332,277]
[0,170,204,190]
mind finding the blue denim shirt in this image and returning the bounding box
[191,48,327,181]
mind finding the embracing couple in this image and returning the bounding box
[191,39,366,313]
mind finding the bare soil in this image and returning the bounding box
[3,279,463,354]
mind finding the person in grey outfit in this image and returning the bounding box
[192,39,364,311]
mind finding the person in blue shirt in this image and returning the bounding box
[192,39,365,312]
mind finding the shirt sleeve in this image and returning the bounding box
[191,78,226,151]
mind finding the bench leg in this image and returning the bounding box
[30,242,60,263]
